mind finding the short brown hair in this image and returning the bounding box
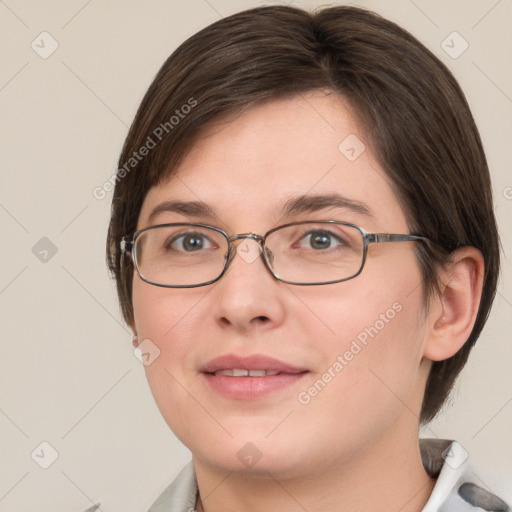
[107,5,500,423]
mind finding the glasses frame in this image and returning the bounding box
[120,220,431,288]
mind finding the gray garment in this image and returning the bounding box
[147,460,197,512]
[148,439,510,511]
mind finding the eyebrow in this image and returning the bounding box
[148,200,217,224]
[147,193,373,225]
[281,193,373,218]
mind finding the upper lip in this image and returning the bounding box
[200,354,308,374]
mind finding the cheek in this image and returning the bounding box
[287,286,426,467]
[292,253,426,412]
[132,280,212,444]
[132,281,202,392]
[132,278,206,346]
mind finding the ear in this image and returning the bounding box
[423,247,485,362]
[130,322,140,348]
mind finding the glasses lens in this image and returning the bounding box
[134,225,228,286]
[265,222,364,284]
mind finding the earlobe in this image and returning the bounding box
[423,247,485,362]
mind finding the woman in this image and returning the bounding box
[107,5,509,511]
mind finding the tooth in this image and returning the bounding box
[214,369,231,376]
[214,369,250,376]
[248,370,267,377]
[232,369,249,376]
[213,369,282,377]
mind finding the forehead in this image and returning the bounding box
[138,92,407,232]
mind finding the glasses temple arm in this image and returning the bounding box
[367,233,431,244]
[120,237,133,256]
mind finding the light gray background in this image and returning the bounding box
[1,0,511,510]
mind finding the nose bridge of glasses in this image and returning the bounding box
[228,233,264,255]
[226,233,274,267]
[229,233,264,244]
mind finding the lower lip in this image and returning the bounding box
[202,372,308,400]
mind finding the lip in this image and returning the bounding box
[200,353,309,400]
[201,354,307,374]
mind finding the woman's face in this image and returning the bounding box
[132,92,432,478]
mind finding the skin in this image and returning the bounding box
[131,91,484,511]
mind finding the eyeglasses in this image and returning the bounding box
[120,221,431,288]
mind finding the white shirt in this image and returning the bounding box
[148,439,510,511]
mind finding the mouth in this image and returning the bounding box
[200,354,309,400]
[212,369,282,376]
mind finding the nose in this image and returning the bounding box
[211,237,286,333]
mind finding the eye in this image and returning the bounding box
[166,231,214,252]
[298,230,345,250]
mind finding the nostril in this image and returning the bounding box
[218,315,269,327]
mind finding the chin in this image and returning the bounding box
[188,433,315,479]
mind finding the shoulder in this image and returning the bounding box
[148,461,198,512]
[420,438,511,511]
